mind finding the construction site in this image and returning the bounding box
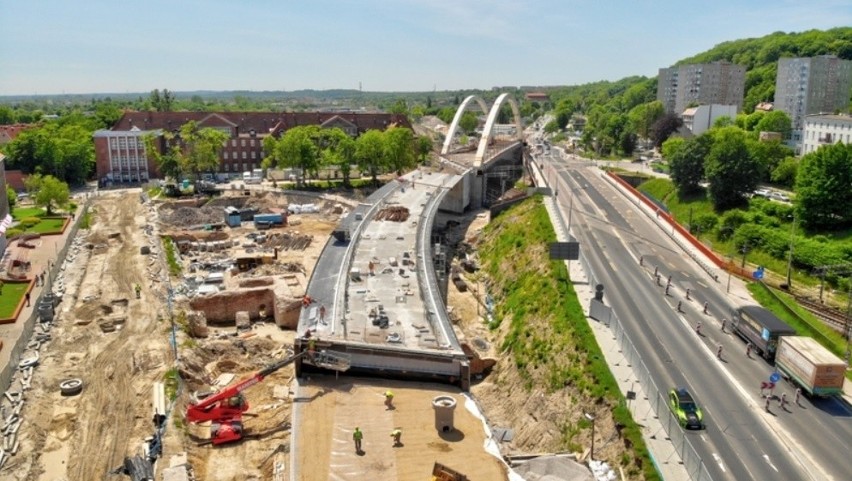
[0,174,609,481]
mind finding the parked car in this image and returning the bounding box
[769,191,791,202]
[668,388,704,430]
[752,188,771,198]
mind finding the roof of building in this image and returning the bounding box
[0,124,35,144]
[804,113,852,123]
[682,107,698,117]
[109,111,411,136]
[525,92,549,101]
[754,102,774,112]
[4,170,28,192]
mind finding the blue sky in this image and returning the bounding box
[1,0,850,96]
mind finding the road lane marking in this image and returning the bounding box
[763,454,779,472]
[712,453,726,473]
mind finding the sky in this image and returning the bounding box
[1,0,851,96]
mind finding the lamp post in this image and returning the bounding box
[786,212,796,288]
[584,412,596,461]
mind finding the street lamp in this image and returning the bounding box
[786,213,796,288]
[567,184,589,234]
[584,412,596,461]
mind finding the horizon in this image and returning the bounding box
[2,1,851,97]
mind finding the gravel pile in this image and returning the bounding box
[159,205,224,227]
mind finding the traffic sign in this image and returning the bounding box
[769,372,781,383]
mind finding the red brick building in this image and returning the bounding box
[93,111,411,183]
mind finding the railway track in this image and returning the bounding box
[795,296,850,334]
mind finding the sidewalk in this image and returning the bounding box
[0,201,84,389]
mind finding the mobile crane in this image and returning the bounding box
[186,346,351,445]
[186,350,308,445]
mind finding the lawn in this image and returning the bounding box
[27,217,67,233]
[0,282,30,319]
[12,207,46,219]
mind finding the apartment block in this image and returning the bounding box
[775,55,852,150]
[93,111,411,184]
[656,62,746,114]
[681,104,738,136]
[801,114,852,155]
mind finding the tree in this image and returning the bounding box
[25,174,69,215]
[458,112,479,134]
[143,132,182,181]
[0,105,15,125]
[770,156,798,187]
[384,127,415,174]
[795,143,852,230]
[149,89,175,112]
[355,129,387,185]
[388,99,408,115]
[754,110,792,139]
[704,127,762,210]
[651,113,683,148]
[627,101,664,143]
[319,128,356,186]
[669,134,712,195]
[748,138,793,181]
[177,121,230,182]
[269,125,321,185]
[416,135,433,163]
[6,185,17,210]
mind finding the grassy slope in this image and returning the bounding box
[479,196,657,480]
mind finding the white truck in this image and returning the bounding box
[775,336,846,397]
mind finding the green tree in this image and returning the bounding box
[269,125,322,185]
[143,132,182,181]
[770,156,798,187]
[355,129,387,185]
[25,174,69,215]
[705,127,762,210]
[177,121,230,182]
[748,138,793,181]
[795,143,852,230]
[0,105,15,125]
[149,89,175,112]
[6,185,17,210]
[458,111,479,134]
[416,135,433,163]
[388,99,408,115]
[384,126,415,174]
[319,128,356,186]
[669,134,712,195]
[627,101,664,142]
[753,110,792,139]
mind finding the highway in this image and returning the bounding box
[540,150,852,481]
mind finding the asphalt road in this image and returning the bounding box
[541,151,852,481]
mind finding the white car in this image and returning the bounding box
[753,189,771,198]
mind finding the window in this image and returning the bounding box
[224,152,229,160]
[250,139,255,147]
[231,140,237,147]
[242,151,247,159]
[224,163,229,172]
[251,151,256,159]
[241,139,246,147]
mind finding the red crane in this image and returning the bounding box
[186,350,307,445]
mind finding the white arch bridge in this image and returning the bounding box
[440,93,523,166]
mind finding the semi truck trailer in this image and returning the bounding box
[775,336,846,397]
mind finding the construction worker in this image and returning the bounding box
[390,428,402,446]
[353,427,363,453]
[134,284,141,299]
[319,304,326,323]
[384,390,395,410]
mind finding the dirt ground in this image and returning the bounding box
[4,186,605,481]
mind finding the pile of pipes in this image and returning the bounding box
[261,232,312,251]
[375,206,410,222]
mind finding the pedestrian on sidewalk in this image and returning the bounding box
[686,288,691,300]
[665,285,670,296]
[25,291,31,307]
[703,302,709,314]
[319,304,326,323]
[353,427,363,453]
[653,266,658,277]
[721,318,727,332]
[677,301,683,312]
[795,388,802,406]
[780,392,787,409]
[746,343,753,358]
[716,344,723,360]
[765,396,772,412]
[639,256,644,266]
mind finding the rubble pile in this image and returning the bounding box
[158,205,223,227]
[260,232,312,251]
[375,206,410,222]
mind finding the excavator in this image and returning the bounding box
[185,347,350,445]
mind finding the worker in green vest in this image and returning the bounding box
[353,427,363,453]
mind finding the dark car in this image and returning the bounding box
[669,388,704,430]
